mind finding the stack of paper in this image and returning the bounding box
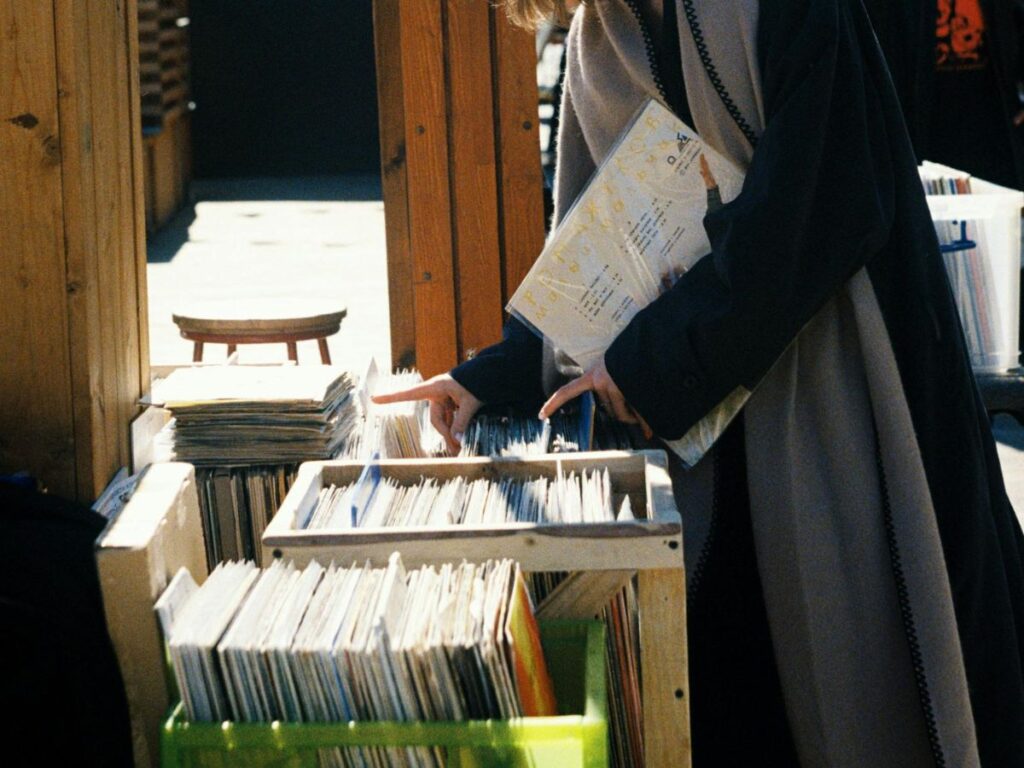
[150,365,360,465]
[160,554,556,767]
[350,365,443,459]
[459,395,645,456]
[302,467,627,530]
[195,464,297,566]
[532,573,643,768]
[921,168,1001,363]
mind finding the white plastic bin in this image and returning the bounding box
[922,161,1024,372]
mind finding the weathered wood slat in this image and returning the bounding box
[446,0,505,360]
[400,0,459,376]
[0,0,77,496]
[1,0,147,500]
[536,570,637,621]
[492,9,546,303]
[374,1,417,369]
[639,568,692,768]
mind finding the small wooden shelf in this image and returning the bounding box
[262,450,691,768]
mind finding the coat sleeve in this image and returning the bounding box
[604,0,898,439]
[450,318,544,405]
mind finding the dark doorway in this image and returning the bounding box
[189,0,380,177]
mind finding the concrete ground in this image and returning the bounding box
[147,175,390,376]
[147,175,1024,524]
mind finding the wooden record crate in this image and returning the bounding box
[262,450,690,768]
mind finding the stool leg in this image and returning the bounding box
[287,341,298,363]
[193,342,204,363]
[227,344,237,357]
[318,338,331,364]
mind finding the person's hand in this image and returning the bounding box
[699,154,718,190]
[371,374,482,455]
[538,359,653,439]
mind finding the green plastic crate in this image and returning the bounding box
[161,620,607,768]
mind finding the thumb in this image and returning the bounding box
[450,399,481,445]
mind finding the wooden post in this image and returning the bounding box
[491,8,546,304]
[638,568,692,768]
[1,0,148,501]
[374,0,546,376]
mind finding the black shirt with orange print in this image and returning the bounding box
[866,0,1024,190]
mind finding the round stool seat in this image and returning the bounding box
[172,309,347,363]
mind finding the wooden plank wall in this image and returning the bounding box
[1,0,148,502]
[141,0,192,232]
[374,0,545,376]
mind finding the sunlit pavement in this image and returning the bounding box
[147,175,390,376]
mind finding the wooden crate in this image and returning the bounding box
[263,450,691,768]
[96,462,209,768]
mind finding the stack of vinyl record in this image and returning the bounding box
[157,554,556,766]
[301,466,631,530]
[194,464,297,566]
[150,365,360,465]
[532,573,644,768]
[348,366,443,459]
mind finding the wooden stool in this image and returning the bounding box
[172,309,347,364]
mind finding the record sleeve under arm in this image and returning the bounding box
[605,0,896,440]
[451,59,599,410]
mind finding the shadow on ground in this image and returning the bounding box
[146,175,383,264]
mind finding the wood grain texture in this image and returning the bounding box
[491,10,546,303]
[535,570,636,621]
[262,452,684,571]
[446,0,504,361]
[374,0,417,370]
[400,0,458,376]
[0,0,76,496]
[127,0,152,406]
[639,568,692,768]
[1,0,146,500]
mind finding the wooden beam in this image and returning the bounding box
[446,0,504,361]
[492,10,546,304]
[400,0,458,377]
[374,0,417,369]
[128,0,152,399]
[0,0,147,501]
[0,0,77,496]
[377,2,545,375]
[639,568,692,768]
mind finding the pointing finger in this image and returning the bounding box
[371,380,443,404]
[538,373,593,420]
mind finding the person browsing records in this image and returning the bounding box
[374,1,1024,764]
